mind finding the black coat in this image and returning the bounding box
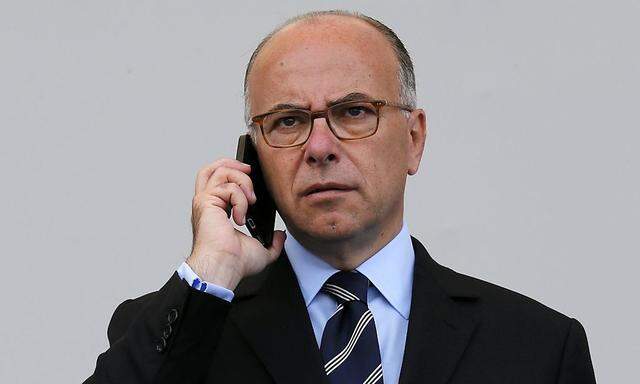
[85,237,596,383]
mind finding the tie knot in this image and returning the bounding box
[321,270,370,304]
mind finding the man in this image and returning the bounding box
[86,10,596,384]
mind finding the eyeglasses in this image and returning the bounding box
[250,99,413,148]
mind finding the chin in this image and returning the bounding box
[288,210,364,242]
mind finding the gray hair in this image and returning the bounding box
[243,10,416,129]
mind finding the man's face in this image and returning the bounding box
[246,16,426,243]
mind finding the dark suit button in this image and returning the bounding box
[162,324,172,339]
[167,308,178,324]
[155,337,167,353]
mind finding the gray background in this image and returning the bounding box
[1,1,638,382]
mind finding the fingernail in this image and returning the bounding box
[252,191,257,200]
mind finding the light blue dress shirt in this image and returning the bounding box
[177,222,415,384]
[177,262,235,301]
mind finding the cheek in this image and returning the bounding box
[262,154,298,206]
[362,132,408,194]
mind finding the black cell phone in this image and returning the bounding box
[235,134,277,247]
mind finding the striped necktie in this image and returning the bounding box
[320,270,384,384]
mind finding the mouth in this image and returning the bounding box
[302,182,355,197]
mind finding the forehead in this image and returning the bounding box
[247,16,400,113]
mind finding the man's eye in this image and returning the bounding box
[276,116,300,128]
[346,106,366,117]
[340,105,376,119]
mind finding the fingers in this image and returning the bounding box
[195,158,251,194]
[206,166,256,205]
[265,230,287,262]
[192,158,256,226]
[207,183,249,225]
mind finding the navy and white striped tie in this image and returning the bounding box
[320,271,384,384]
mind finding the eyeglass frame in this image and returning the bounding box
[249,99,414,148]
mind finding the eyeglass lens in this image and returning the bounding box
[262,102,379,146]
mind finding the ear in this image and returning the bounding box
[406,108,428,175]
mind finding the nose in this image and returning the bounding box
[303,118,339,167]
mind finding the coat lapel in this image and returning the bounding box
[398,237,481,384]
[230,251,329,384]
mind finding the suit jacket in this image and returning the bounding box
[86,237,596,383]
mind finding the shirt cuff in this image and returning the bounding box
[176,261,235,302]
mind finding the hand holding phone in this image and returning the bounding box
[185,138,283,291]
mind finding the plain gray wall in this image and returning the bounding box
[1,1,638,382]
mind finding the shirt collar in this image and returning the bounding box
[285,222,414,320]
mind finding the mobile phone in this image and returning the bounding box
[235,134,277,247]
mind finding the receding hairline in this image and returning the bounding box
[256,13,393,54]
[243,10,416,125]
[246,12,400,91]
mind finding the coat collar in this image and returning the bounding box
[230,236,480,384]
[397,236,480,384]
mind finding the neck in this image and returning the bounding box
[288,214,404,271]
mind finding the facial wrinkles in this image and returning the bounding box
[258,81,388,203]
[265,100,391,210]
[249,18,403,210]
[258,91,376,205]
[250,27,398,115]
[298,91,388,195]
[295,132,353,192]
[255,70,379,116]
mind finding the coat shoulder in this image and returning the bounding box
[411,236,576,333]
[435,260,576,334]
[432,262,595,380]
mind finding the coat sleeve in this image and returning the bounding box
[555,318,597,384]
[84,272,232,384]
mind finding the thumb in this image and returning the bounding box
[266,230,286,262]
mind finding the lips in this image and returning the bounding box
[301,182,355,196]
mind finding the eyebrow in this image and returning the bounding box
[266,102,308,113]
[327,92,373,107]
[265,92,374,113]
